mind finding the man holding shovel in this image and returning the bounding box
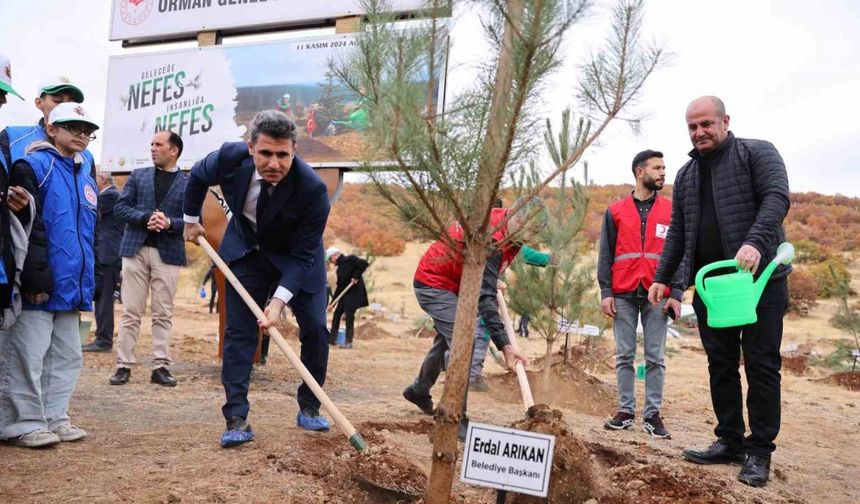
[648,96,790,487]
[325,247,369,349]
[402,204,533,439]
[183,110,331,447]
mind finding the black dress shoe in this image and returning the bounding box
[82,341,112,353]
[682,439,746,465]
[738,454,770,487]
[109,368,130,385]
[150,367,177,387]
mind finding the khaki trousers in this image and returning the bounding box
[116,247,180,369]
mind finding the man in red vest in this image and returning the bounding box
[598,150,682,439]
[403,204,532,439]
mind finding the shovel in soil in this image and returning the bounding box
[197,237,366,451]
[351,447,428,500]
[497,289,535,410]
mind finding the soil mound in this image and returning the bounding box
[508,405,597,503]
[487,357,615,416]
[355,321,395,341]
[265,426,428,502]
[351,447,428,500]
[783,355,809,375]
[819,371,860,391]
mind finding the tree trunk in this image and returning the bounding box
[425,1,523,501]
[425,249,486,504]
[542,338,554,400]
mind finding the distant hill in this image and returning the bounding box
[326,183,860,255]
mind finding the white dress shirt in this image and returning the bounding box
[184,170,293,305]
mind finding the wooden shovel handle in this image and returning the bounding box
[327,282,355,311]
[197,237,366,451]
[496,290,535,410]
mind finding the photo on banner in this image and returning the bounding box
[101,33,447,172]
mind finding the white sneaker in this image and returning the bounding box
[9,428,61,448]
[52,424,87,442]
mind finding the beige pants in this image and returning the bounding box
[116,247,180,369]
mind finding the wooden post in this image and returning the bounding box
[335,16,362,34]
[197,30,220,47]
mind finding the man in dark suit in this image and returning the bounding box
[183,110,331,448]
[110,131,188,387]
[83,172,124,352]
[325,247,369,349]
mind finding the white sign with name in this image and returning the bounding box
[110,0,429,43]
[460,422,555,497]
[852,349,860,358]
[581,324,600,336]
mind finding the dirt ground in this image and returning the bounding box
[1,246,859,503]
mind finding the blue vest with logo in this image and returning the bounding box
[4,125,46,171]
[21,147,97,312]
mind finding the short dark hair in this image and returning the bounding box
[249,110,298,144]
[166,131,183,158]
[631,149,663,174]
[493,198,504,209]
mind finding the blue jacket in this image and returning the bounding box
[17,142,97,312]
[184,141,329,295]
[115,166,188,266]
[1,124,46,171]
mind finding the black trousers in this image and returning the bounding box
[693,277,788,456]
[222,250,329,419]
[330,302,355,344]
[94,264,121,347]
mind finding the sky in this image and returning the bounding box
[1,0,858,196]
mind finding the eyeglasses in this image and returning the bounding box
[57,123,97,141]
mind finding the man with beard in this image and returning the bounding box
[109,131,188,387]
[598,149,682,439]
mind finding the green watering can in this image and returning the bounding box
[695,242,795,328]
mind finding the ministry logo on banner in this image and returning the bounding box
[120,0,154,25]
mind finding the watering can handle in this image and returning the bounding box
[694,259,740,296]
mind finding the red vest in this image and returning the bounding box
[414,208,521,294]
[609,194,672,294]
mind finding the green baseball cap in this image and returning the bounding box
[0,53,24,100]
[39,76,84,103]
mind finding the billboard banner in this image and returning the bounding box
[110,0,429,42]
[101,34,446,172]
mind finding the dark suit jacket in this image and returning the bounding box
[184,141,330,295]
[96,185,124,267]
[115,166,189,266]
[333,254,369,312]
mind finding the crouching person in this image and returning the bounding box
[0,102,98,448]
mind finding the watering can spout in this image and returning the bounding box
[752,242,795,304]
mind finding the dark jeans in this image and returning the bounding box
[693,277,788,456]
[330,303,355,344]
[517,314,530,337]
[222,250,329,420]
[94,264,121,347]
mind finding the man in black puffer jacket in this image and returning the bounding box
[648,96,790,488]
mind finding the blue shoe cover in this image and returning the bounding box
[296,410,331,431]
[220,428,255,448]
